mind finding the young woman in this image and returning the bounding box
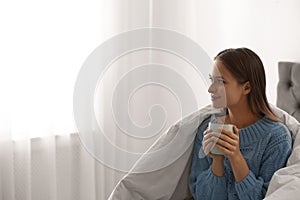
[189,48,292,199]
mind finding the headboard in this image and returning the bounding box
[277,62,300,122]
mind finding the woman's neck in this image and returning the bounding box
[225,106,262,129]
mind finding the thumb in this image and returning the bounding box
[233,126,239,135]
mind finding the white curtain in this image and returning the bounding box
[0,0,212,199]
[0,133,129,200]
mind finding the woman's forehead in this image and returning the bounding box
[212,60,233,79]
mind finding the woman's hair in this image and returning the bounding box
[214,47,281,122]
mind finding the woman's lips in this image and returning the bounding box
[211,96,221,101]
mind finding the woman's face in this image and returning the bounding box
[208,59,246,109]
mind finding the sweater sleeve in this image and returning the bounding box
[189,122,227,200]
[234,126,292,200]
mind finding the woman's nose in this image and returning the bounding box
[208,83,216,94]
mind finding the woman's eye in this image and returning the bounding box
[217,79,225,84]
[208,75,225,84]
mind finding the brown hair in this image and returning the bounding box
[214,47,281,122]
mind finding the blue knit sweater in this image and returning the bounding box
[189,116,292,200]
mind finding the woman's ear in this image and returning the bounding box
[243,81,251,95]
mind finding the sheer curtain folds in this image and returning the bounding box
[0,0,213,199]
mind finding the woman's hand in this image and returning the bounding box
[212,126,241,160]
[202,128,224,160]
[203,126,241,160]
[205,126,250,181]
[202,128,225,176]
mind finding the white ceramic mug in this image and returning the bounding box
[208,122,234,155]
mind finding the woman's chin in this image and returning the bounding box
[211,102,225,109]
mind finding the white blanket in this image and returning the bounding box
[108,105,300,200]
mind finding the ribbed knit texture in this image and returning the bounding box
[189,116,292,200]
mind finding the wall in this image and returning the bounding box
[106,0,300,104]
[193,0,300,104]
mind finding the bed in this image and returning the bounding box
[109,62,300,200]
[277,61,300,122]
[265,61,300,199]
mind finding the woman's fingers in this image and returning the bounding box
[203,142,212,155]
[203,128,212,136]
[203,136,216,149]
[205,131,237,147]
[207,129,239,149]
[214,143,231,155]
[219,128,238,140]
[202,130,218,155]
[215,127,240,155]
[202,125,240,158]
[214,137,236,151]
[233,126,239,135]
[202,126,240,156]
